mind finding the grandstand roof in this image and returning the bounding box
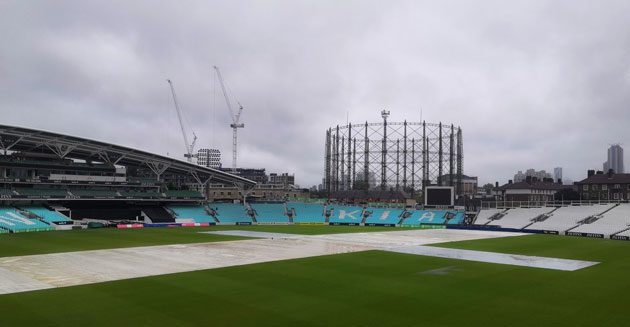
[0,124,256,187]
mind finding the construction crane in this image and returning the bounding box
[167,79,197,163]
[213,65,244,172]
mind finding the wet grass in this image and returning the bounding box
[1,234,629,326]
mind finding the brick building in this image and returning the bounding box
[576,170,630,201]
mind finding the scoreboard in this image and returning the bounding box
[424,186,454,206]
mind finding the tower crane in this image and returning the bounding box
[213,65,244,172]
[167,79,197,163]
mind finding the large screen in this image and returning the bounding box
[425,187,454,206]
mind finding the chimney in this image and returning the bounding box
[607,169,614,178]
[508,180,513,184]
[558,178,562,184]
[587,170,595,177]
[495,182,499,188]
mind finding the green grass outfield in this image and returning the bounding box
[0,225,409,257]
[0,229,629,326]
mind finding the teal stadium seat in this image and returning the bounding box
[168,205,216,223]
[446,212,465,225]
[328,205,364,224]
[212,203,252,223]
[250,203,288,223]
[22,206,72,223]
[287,202,325,223]
[0,208,55,232]
[401,210,448,225]
[364,208,404,225]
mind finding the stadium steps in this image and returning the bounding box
[287,207,295,223]
[611,226,630,237]
[398,210,411,225]
[204,207,220,223]
[484,211,508,225]
[142,207,176,223]
[521,207,560,229]
[598,203,620,215]
[361,209,368,224]
[248,205,258,223]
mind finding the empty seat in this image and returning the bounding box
[527,204,614,232]
[571,204,630,237]
[401,210,449,225]
[287,202,325,223]
[168,205,215,223]
[164,190,204,199]
[21,206,72,223]
[0,208,55,232]
[363,208,404,225]
[489,207,555,229]
[327,205,364,224]
[69,189,118,198]
[143,207,176,223]
[212,203,252,223]
[250,203,288,223]
[15,188,69,197]
[474,209,506,225]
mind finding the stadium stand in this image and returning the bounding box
[363,208,404,225]
[118,190,161,198]
[21,206,72,223]
[327,205,364,224]
[250,203,288,223]
[168,205,216,223]
[570,204,630,237]
[0,188,14,197]
[142,207,176,223]
[487,207,556,229]
[0,208,55,232]
[15,188,69,197]
[402,210,450,225]
[212,203,253,223]
[164,190,204,199]
[445,211,465,225]
[616,228,630,237]
[287,202,325,223]
[526,204,614,233]
[69,189,119,198]
[474,209,507,225]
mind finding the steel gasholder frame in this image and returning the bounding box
[324,120,463,195]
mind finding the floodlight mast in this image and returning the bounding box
[213,65,244,172]
[167,79,197,163]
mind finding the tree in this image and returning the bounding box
[554,187,580,201]
[481,183,494,194]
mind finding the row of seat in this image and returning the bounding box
[20,206,72,223]
[167,203,465,225]
[3,189,204,199]
[0,207,57,233]
[476,203,630,237]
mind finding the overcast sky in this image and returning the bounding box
[1,1,629,187]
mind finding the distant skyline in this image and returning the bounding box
[603,144,624,174]
[1,1,629,187]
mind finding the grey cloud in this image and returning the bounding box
[1,0,630,187]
